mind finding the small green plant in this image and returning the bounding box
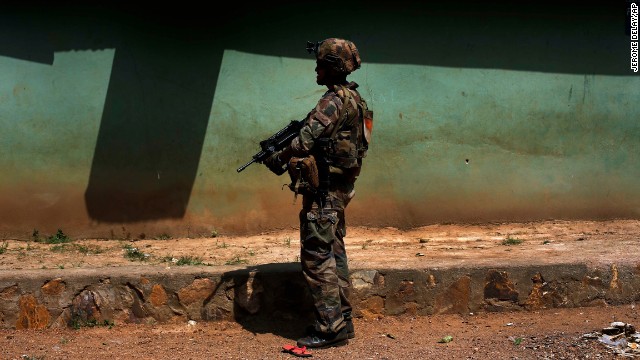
[216,240,227,249]
[210,228,219,238]
[74,244,89,254]
[162,255,210,266]
[175,256,206,266]
[284,237,291,248]
[225,256,248,265]
[513,337,523,345]
[501,237,523,246]
[248,249,255,256]
[50,244,70,252]
[0,241,7,254]
[437,335,454,343]
[43,229,71,244]
[77,244,104,255]
[57,264,65,269]
[122,244,148,261]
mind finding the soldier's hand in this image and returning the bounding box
[263,152,286,175]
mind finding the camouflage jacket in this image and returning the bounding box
[289,81,368,169]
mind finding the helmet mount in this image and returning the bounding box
[306,38,361,74]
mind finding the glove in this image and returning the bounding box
[263,151,285,175]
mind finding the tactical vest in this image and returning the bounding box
[326,84,373,169]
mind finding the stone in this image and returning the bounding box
[177,278,216,306]
[41,278,65,296]
[524,273,549,310]
[351,270,378,290]
[149,285,168,307]
[609,264,622,291]
[484,270,519,302]
[427,274,437,288]
[434,276,471,314]
[398,280,414,297]
[358,295,384,320]
[69,290,101,326]
[16,295,50,329]
[1,284,19,300]
[234,271,263,314]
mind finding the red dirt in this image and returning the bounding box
[1,219,639,359]
[1,305,636,359]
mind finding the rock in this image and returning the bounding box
[351,270,378,290]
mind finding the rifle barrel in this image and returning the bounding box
[236,158,257,173]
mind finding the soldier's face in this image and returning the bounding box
[315,61,329,85]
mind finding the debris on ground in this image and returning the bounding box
[282,344,312,358]
[583,321,640,357]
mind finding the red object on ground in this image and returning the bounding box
[282,344,313,357]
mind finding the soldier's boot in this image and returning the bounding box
[345,318,355,339]
[305,318,354,339]
[296,326,349,349]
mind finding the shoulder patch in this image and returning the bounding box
[317,97,338,118]
[311,96,340,126]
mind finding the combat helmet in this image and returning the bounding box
[306,38,361,74]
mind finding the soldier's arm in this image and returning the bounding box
[288,95,340,156]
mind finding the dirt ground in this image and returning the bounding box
[1,304,638,359]
[2,219,640,271]
[1,219,640,359]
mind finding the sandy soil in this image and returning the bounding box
[1,219,639,271]
[1,219,640,359]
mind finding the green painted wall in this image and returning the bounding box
[0,2,638,238]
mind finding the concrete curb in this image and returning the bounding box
[1,261,639,330]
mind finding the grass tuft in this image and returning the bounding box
[122,244,149,261]
[501,237,523,246]
[42,229,71,244]
[225,256,248,265]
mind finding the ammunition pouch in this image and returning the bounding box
[287,155,320,198]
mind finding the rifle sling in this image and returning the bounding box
[330,85,354,140]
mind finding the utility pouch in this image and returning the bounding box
[287,155,320,201]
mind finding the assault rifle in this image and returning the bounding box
[236,119,305,174]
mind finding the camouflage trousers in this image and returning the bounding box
[299,176,355,334]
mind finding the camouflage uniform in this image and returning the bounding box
[289,81,367,334]
[264,38,371,343]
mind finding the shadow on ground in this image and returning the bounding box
[223,262,316,340]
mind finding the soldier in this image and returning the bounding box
[263,38,373,348]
